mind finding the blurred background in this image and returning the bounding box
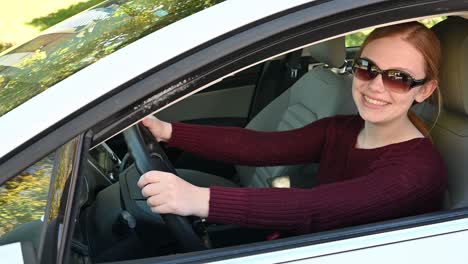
[0,0,105,52]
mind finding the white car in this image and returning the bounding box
[1,0,468,263]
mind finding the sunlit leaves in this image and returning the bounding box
[0,136,80,238]
[345,17,447,47]
[0,154,54,236]
[48,138,79,220]
[17,50,47,69]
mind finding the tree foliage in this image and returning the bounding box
[0,136,80,238]
[0,154,54,236]
[27,0,107,31]
[48,138,79,220]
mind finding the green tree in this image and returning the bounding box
[0,154,54,236]
[27,0,107,30]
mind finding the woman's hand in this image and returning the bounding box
[141,116,173,142]
[137,171,210,218]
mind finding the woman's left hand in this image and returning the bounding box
[137,171,210,218]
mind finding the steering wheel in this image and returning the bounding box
[121,124,209,252]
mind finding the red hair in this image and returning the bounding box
[357,22,442,138]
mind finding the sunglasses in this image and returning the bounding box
[352,58,427,93]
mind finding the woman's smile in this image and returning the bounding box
[362,93,391,108]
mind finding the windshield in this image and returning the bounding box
[0,0,224,117]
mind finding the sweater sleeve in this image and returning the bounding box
[167,117,332,166]
[207,146,446,234]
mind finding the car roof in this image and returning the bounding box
[0,0,314,159]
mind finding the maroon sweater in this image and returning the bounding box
[169,115,447,234]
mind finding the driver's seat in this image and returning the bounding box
[413,17,468,209]
[177,37,357,188]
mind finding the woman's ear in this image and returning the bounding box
[415,80,438,103]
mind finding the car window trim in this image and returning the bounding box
[60,132,92,264]
[36,133,88,264]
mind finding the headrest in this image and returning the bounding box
[302,36,346,68]
[432,17,468,115]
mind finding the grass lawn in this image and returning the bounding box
[0,0,96,45]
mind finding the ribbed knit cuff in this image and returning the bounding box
[207,186,250,225]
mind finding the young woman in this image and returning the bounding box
[137,22,447,234]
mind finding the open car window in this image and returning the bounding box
[66,12,468,263]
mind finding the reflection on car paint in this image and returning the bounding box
[0,153,54,237]
[0,0,225,118]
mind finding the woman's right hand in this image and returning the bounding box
[141,116,173,142]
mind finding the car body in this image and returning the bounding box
[1,0,468,263]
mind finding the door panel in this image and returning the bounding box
[156,63,263,125]
[204,218,468,264]
[292,229,468,263]
[157,85,255,123]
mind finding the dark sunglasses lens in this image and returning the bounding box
[353,60,375,81]
[354,67,372,81]
[382,70,412,93]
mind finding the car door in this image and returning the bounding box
[3,0,468,263]
[86,1,468,263]
[0,134,89,264]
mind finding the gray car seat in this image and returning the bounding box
[177,37,357,188]
[413,17,468,209]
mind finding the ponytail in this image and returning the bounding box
[408,110,432,141]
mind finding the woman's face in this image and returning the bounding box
[352,35,431,125]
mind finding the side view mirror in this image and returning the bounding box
[0,241,37,264]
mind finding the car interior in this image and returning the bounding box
[73,15,468,262]
[82,34,360,262]
[1,14,467,264]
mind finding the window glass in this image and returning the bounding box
[0,154,54,238]
[0,0,225,118]
[47,137,81,221]
[0,136,81,253]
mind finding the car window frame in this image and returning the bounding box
[37,133,89,264]
[88,2,468,264]
[0,133,88,264]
